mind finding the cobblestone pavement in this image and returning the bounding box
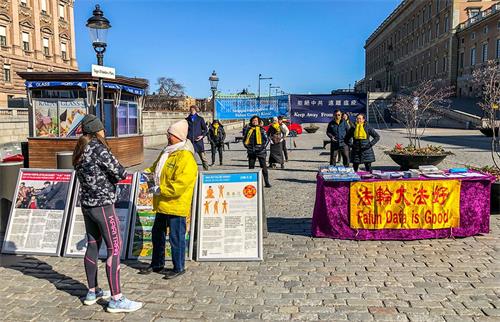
[0,126,499,321]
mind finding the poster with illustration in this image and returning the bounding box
[128,173,197,260]
[34,100,59,137]
[2,169,75,256]
[58,99,87,137]
[63,173,136,259]
[197,170,263,261]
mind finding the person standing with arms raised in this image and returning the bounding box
[244,115,271,188]
[73,115,142,313]
[186,105,209,170]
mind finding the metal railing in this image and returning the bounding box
[0,109,29,117]
[458,3,500,30]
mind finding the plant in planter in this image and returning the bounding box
[385,80,455,170]
[304,123,320,133]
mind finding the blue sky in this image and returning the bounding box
[74,0,400,97]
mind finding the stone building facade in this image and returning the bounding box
[363,0,498,93]
[0,0,78,106]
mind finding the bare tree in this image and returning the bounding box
[390,80,454,149]
[472,60,500,170]
[157,77,185,97]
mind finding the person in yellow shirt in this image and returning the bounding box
[139,120,198,279]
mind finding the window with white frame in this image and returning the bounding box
[471,47,476,65]
[3,64,10,82]
[61,42,67,60]
[0,26,6,47]
[41,0,47,13]
[43,37,49,55]
[59,3,65,19]
[482,43,488,62]
[467,8,480,18]
[22,32,29,51]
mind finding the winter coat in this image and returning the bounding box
[75,138,127,207]
[243,125,268,157]
[326,119,350,149]
[344,123,380,164]
[186,114,208,153]
[145,142,198,217]
[266,124,283,145]
[208,123,226,145]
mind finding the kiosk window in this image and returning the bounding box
[96,101,113,136]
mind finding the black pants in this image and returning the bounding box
[353,162,372,172]
[330,145,350,166]
[210,143,223,165]
[248,153,270,185]
[281,140,288,161]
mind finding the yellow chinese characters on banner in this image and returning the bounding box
[350,180,461,229]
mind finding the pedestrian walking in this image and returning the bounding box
[267,117,285,169]
[278,116,290,162]
[208,119,226,166]
[344,113,380,172]
[72,114,142,313]
[244,115,271,188]
[139,120,198,280]
[186,105,209,170]
[327,110,350,166]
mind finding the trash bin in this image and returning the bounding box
[0,161,23,235]
[56,151,73,169]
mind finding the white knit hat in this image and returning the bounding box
[168,120,189,141]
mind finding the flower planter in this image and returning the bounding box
[304,127,319,134]
[385,152,449,170]
[492,182,500,214]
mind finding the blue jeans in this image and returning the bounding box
[151,213,186,272]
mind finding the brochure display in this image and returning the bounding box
[196,170,263,261]
[63,173,137,259]
[2,169,75,256]
[127,173,197,260]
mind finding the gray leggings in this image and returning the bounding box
[82,204,122,296]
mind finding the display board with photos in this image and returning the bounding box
[196,170,263,261]
[63,173,137,259]
[33,99,87,138]
[2,169,75,256]
[127,173,197,260]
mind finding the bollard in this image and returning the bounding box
[56,151,74,169]
[0,161,23,235]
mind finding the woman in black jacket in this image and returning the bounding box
[344,113,380,172]
[73,114,142,313]
[244,115,271,187]
[208,120,226,166]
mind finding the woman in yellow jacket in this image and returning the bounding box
[139,120,198,280]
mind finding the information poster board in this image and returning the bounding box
[196,170,263,261]
[2,169,75,256]
[63,173,137,259]
[127,173,197,260]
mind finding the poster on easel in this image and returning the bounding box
[127,172,197,260]
[1,169,75,256]
[63,173,137,259]
[196,170,263,261]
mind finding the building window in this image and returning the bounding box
[43,37,49,55]
[444,16,449,32]
[435,60,439,74]
[471,47,476,65]
[3,64,10,82]
[428,4,432,19]
[27,67,33,72]
[22,32,30,51]
[471,32,475,40]
[41,0,47,13]
[497,39,500,59]
[459,52,464,68]
[442,56,447,72]
[428,28,432,41]
[436,22,440,37]
[61,42,67,60]
[0,26,6,47]
[59,3,65,19]
[20,0,27,7]
[482,43,488,62]
[467,8,480,19]
[436,0,440,12]
[484,26,488,34]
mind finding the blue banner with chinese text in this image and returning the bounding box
[215,95,289,120]
[290,94,367,123]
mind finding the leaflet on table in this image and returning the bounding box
[63,174,136,259]
[197,171,263,261]
[2,169,75,256]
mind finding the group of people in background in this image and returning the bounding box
[327,110,380,172]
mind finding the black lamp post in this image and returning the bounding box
[86,4,111,118]
[209,70,219,119]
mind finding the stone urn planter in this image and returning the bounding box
[304,124,319,134]
[385,152,450,170]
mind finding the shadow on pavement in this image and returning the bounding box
[267,217,312,237]
[422,135,491,151]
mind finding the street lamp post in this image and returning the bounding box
[86,4,111,119]
[209,70,219,120]
[258,73,272,107]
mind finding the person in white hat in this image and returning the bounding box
[140,119,198,279]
